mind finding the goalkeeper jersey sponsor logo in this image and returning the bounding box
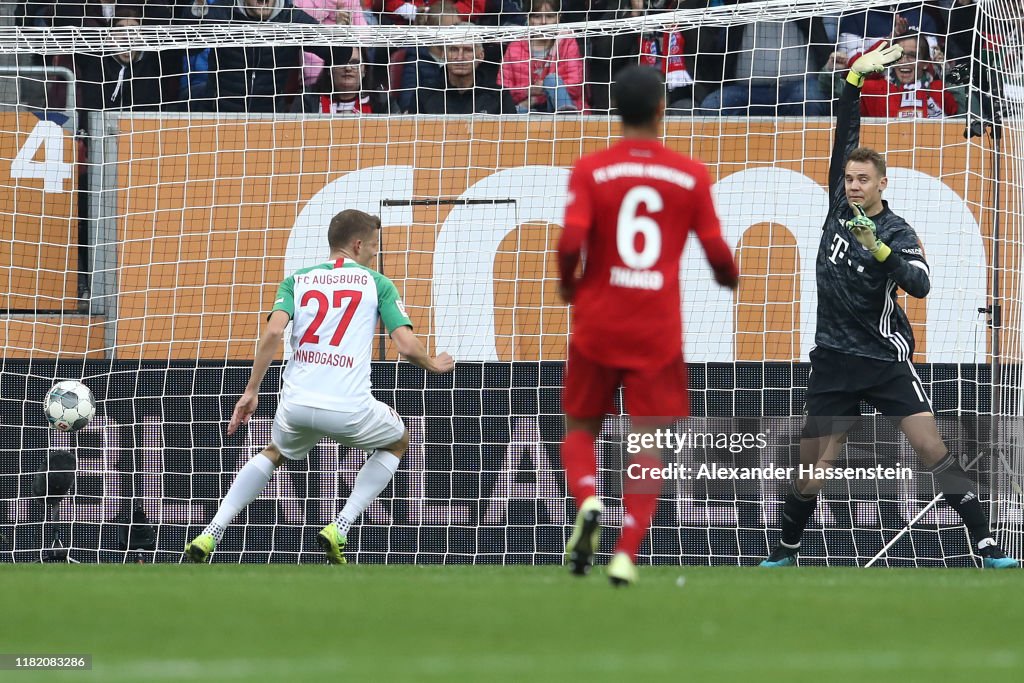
[827,234,849,264]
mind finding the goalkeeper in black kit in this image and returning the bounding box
[761,43,1018,569]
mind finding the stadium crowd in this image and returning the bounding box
[9,1,998,117]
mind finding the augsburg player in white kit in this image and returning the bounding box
[185,209,454,564]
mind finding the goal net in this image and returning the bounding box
[0,0,1021,566]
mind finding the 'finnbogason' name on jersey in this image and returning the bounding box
[815,202,930,361]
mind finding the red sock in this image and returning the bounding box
[615,453,664,561]
[561,430,597,508]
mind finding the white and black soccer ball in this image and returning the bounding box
[44,381,96,432]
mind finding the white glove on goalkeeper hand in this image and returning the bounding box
[847,42,904,87]
[395,2,418,22]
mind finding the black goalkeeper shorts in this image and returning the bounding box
[801,346,933,438]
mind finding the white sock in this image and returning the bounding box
[203,454,276,543]
[335,450,400,536]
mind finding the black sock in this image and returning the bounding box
[931,454,991,545]
[780,482,817,547]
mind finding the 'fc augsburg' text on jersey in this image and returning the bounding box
[271,258,412,410]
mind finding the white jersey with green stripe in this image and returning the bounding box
[271,258,412,411]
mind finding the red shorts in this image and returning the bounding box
[562,343,689,419]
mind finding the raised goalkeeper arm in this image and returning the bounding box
[826,42,904,205]
[847,204,930,298]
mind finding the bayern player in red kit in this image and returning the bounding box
[558,65,739,586]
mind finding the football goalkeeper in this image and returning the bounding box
[761,43,1018,569]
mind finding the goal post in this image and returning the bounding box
[977,0,1024,563]
[0,0,1022,565]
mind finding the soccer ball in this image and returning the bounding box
[44,381,96,432]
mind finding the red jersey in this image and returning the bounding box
[318,95,374,115]
[861,77,957,119]
[559,138,737,370]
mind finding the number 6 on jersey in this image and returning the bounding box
[617,186,663,270]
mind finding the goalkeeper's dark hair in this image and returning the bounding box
[328,209,380,250]
[612,65,665,127]
[846,147,887,177]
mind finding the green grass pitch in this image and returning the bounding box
[3,564,1022,682]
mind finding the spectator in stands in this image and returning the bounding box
[295,1,369,88]
[417,42,517,113]
[695,1,830,116]
[589,0,711,114]
[837,3,941,58]
[178,0,222,106]
[24,2,182,111]
[182,0,348,113]
[297,47,389,113]
[498,0,586,113]
[385,0,485,24]
[861,33,958,118]
[397,1,463,113]
[837,4,968,114]
[819,34,958,118]
[74,6,168,110]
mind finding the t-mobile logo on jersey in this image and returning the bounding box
[828,233,849,265]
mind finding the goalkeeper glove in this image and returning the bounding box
[845,204,891,262]
[846,42,904,87]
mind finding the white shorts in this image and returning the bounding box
[271,399,405,460]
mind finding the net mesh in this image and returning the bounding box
[0,0,1021,566]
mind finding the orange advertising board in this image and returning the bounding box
[1,114,1002,362]
[0,113,77,312]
